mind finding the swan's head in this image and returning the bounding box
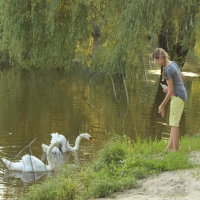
[80,133,92,142]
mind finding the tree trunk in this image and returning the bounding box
[158,33,188,68]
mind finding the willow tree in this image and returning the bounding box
[0,0,199,75]
[0,0,93,70]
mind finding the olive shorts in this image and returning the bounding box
[169,96,184,127]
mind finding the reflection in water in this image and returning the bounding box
[41,151,79,166]
[0,67,200,199]
[147,83,168,140]
[3,170,47,183]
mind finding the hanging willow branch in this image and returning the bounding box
[140,50,148,85]
[87,72,107,111]
[119,64,129,118]
[87,70,120,111]
[130,72,134,88]
[103,71,120,103]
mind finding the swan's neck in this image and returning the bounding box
[46,142,57,170]
[72,135,82,150]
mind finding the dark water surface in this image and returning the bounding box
[0,67,200,199]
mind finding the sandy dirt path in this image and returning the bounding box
[94,151,200,200]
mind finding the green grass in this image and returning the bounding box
[21,133,200,200]
[24,176,83,200]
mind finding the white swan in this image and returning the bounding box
[2,141,62,172]
[42,132,92,153]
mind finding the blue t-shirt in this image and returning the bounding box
[164,61,187,102]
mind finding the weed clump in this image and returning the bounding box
[93,135,128,172]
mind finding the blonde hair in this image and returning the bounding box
[152,48,170,81]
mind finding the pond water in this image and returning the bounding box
[0,66,200,199]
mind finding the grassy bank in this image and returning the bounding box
[20,133,200,200]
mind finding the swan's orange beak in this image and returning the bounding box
[89,137,92,142]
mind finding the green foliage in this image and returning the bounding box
[0,0,199,74]
[0,0,93,70]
